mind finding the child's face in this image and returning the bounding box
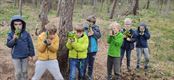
[124,23,131,30]
[139,26,145,32]
[112,26,119,33]
[14,21,22,30]
[48,31,56,40]
[76,30,83,38]
[87,21,93,25]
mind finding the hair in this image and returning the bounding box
[110,22,121,30]
[74,24,84,31]
[124,18,132,24]
[45,23,57,33]
[86,15,96,24]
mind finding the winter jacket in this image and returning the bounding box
[121,28,136,50]
[6,15,35,59]
[37,32,59,60]
[66,33,89,59]
[135,22,150,48]
[84,23,101,53]
[107,32,123,57]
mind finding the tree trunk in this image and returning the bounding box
[165,0,171,15]
[146,0,150,9]
[109,0,117,19]
[57,0,62,17]
[107,0,111,13]
[133,0,139,15]
[58,0,75,78]
[92,0,97,12]
[19,0,22,16]
[32,0,37,8]
[38,0,50,34]
[80,0,84,9]
[100,0,104,11]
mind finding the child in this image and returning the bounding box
[6,15,35,80]
[32,23,64,80]
[107,22,123,80]
[120,18,136,72]
[83,15,101,80]
[66,24,89,80]
[135,22,150,71]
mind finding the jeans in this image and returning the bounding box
[12,58,28,80]
[107,56,121,80]
[32,60,64,80]
[84,52,96,79]
[69,58,86,80]
[120,48,131,68]
[136,48,150,67]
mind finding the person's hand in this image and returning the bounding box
[68,38,75,43]
[44,39,52,45]
[47,39,52,44]
[28,56,33,62]
[127,38,131,41]
[139,32,144,35]
[88,30,94,36]
[28,56,36,66]
[123,35,127,38]
[13,34,18,40]
[109,30,113,36]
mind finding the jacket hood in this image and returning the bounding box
[10,15,26,32]
[137,22,148,32]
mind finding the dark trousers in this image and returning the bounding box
[107,56,121,80]
[120,48,132,68]
[84,52,96,78]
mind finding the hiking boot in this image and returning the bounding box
[144,66,148,72]
[136,65,140,71]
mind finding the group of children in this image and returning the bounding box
[6,15,150,80]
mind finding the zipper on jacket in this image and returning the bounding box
[47,48,49,60]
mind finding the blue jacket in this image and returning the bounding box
[121,28,136,50]
[135,22,150,48]
[84,23,101,53]
[6,15,35,59]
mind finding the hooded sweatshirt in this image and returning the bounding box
[6,15,35,59]
[135,22,150,48]
[83,23,101,53]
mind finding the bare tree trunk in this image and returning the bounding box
[133,0,139,15]
[80,0,84,9]
[92,0,97,12]
[14,0,17,6]
[100,0,104,11]
[19,0,22,16]
[57,0,62,17]
[32,0,37,8]
[107,0,111,13]
[109,0,117,19]
[38,0,50,34]
[146,0,150,9]
[58,0,75,78]
[165,0,171,15]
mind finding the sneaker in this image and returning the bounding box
[107,75,112,80]
[87,75,93,80]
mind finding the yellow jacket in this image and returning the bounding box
[37,32,59,60]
